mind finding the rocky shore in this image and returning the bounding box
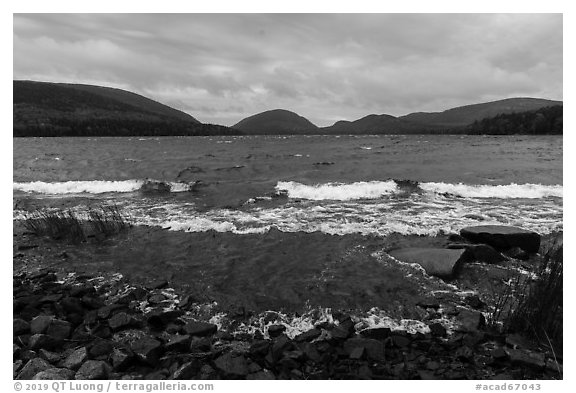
[13,220,562,380]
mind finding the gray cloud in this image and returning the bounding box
[13,14,562,126]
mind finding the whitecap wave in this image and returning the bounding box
[420,182,563,199]
[275,180,562,200]
[13,179,197,194]
[276,180,398,201]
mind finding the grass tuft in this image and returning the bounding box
[22,205,129,243]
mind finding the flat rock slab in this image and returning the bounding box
[388,248,468,279]
[460,225,541,254]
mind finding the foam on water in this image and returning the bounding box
[276,180,398,201]
[276,180,563,200]
[13,179,196,194]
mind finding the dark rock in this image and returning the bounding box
[456,309,485,332]
[491,347,508,360]
[13,360,23,378]
[247,370,276,380]
[61,297,85,315]
[504,247,530,261]
[131,336,163,365]
[146,309,184,328]
[465,295,486,309]
[18,244,39,251]
[184,321,217,337]
[69,284,96,298]
[249,340,270,357]
[33,368,75,380]
[97,304,125,319]
[108,312,134,331]
[14,319,30,335]
[30,316,54,335]
[29,334,59,350]
[38,349,61,364]
[189,336,212,352]
[214,352,249,377]
[455,345,474,361]
[330,318,355,341]
[40,294,63,304]
[428,323,447,337]
[460,225,541,254]
[349,346,365,360]
[447,243,506,264]
[75,360,109,380]
[62,347,88,370]
[388,248,468,279]
[267,324,286,338]
[343,338,385,361]
[172,360,201,379]
[81,295,104,309]
[111,348,134,371]
[271,335,293,361]
[505,348,546,369]
[147,294,167,304]
[391,335,411,348]
[46,319,71,340]
[297,342,322,363]
[116,287,148,304]
[294,328,321,342]
[16,358,51,380]
[360,327,392,340]
[88,340,115,358]
[165,334,192,352]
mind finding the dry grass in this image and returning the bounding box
[22,205,128,243]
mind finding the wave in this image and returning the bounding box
[13,179,197,195]
[275,180,562,200]
[276,180,398,201]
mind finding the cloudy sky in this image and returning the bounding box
[13,13,562,127]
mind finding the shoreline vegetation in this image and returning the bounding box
[13,206,563,380]
[14,80,562,137]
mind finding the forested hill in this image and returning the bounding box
[465,105,562,135]
[13,81,240,137]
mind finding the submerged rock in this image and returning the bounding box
[460,225,541,254]
[388,248,468,279]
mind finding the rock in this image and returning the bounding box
[465,295,486,309]
[214,352,249,377]
[131,336,163,365]
[330,318,355,341]
[88,340,115,358]
[460,225,541,254]
[146,309,184,328]
[108,312,134,331]
[297,342,322,363]
[267,324,286,338]
[75,360,109,380]
[249,340,270,357]
[455,345,474,361]
[491,347,508,360]
[456,309,485,332]
[69,284,96,298]
[504,247,530,261]
[30,315,54,335]
[29,334,59,350]
[33,368,75,380]
[172,360,201,379]
[391,335,411,348]
[447,243,506,264]
[247,369,276,380]
[16,358,51,380]
[13,360,23,378]
[46,319,71,340]
[428,323,447,337]
[147,280,168,290]
[165,335,192,352]
[294,328,321,342]
[189,337,212,352]
[184,321,217,337]
[349,347,365,360]
[388,248,468,279]
[505,348,546,369]
[111,348,134,371]
[62,347,88,370]
[61,297,85,315]
[360,327,392,340]
[38,349,62,364]
[147,294,167,304]
[343,338,385,361]
[14,319,30,335]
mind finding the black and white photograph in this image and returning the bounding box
[11,8,564,384]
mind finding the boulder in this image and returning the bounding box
[28,334,59,350]
[267,324,286,338]
[447,243,506,264]
[61,347,88,370]
[294,328,321,342]
[46,319,71,340]
[388,248,468,279]
[33,368,75,380]
[130,336,163,365]
[184,321,217,337]
[30,316,54,335]
[343,338,385,361]
[460,225,541,254]
[214,352,249,377]
[75,360,109,380]
[16,358,52,380]
[14,319,30,335]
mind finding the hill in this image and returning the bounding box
[13,80,239,137]
[232,109,318,134]
[398,97,562,128]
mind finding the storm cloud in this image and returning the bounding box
[13,13,562,126]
